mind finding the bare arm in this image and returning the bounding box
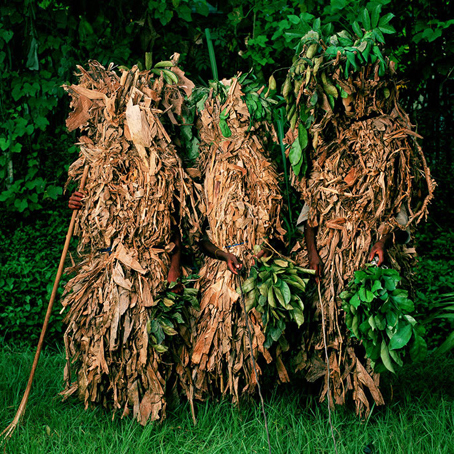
[167,227,184,293]
[199,236,243,275]
[304,225,323,282]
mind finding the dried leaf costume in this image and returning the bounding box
[60,60,201,424]
[190,79,286,401]
[284,37,435,415]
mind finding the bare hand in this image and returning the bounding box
[369,240,386,266]
[252,248,271,266]
[225,252,243,275]
[167,266,184,294]
[309,251,323,284]
[68,191,85,210]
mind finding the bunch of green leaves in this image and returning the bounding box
[146,280,200,353]
[238,255,314,349]
[237,72,278,128]
[340,265,427,374]
[323,7,395,77]
[290,4,396,78]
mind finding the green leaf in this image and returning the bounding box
[298,124,308,149]
[368,315,377,330]
[337,85,348,98]
[26,37,39,71]
[274,286,287,309]
[410,333,428,361]
[35,116,50,130]
[354,270,368,283]
[289,136,302,166]
[220,108,230,120]
[349,293,361,308]
[153,344,168,353]
[176,3,192,21]
[293,307,305,327]
[196,93,208,112]
[359,287,374,303]
[389,321,412,350]
[327,94,335,109]
[361,9,371,31]
[379,24,396,34]
[269,325,283,342]
[434,332,454,356]
[389,349,403,367]
[194,0,210,16]
[386,310,398,328]
[380,340,395,373]
[352,21,363,38]
[0,137,10,151]
[44,185,63,200]
[391,290,414,313]
[310,91,318,106]
[339,290,351,300]
[219,119,232,138]
[379,13,395,26]
[371,4,382,29]
[359,319,371,334]
[1,30,14,43]
[374,314,386,330]
[371,280,382,293]
[346,51,358,71]
[279,280,292,305]
[383,275,397,291]
[293,150,305,177]
[373,28,385,44]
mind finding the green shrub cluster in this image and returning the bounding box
[413,224,454,349]
[0,210,72,344]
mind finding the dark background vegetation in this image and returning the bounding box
[0,0,453,348]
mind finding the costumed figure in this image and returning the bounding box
[188,77,288,402]
[283,28,435,415]
[60,57,201,424]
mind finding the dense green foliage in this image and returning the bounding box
[0,0,453,350]
[1,345,454,452]
[0,211,70,344]
[340,266,427,373]
[1,0,453,216]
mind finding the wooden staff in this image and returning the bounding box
[1,165,90,442]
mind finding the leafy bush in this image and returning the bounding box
[0,209,73,344]
[412,224,454,350]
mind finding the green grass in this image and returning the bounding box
[1,344,453,454]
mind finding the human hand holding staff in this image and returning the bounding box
[1,165,89,443]
[68,190,85,210]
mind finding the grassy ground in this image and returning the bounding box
[1,344,453,454]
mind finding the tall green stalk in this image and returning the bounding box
[205,28,219,81]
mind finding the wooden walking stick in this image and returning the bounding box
[1,165,90,442]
